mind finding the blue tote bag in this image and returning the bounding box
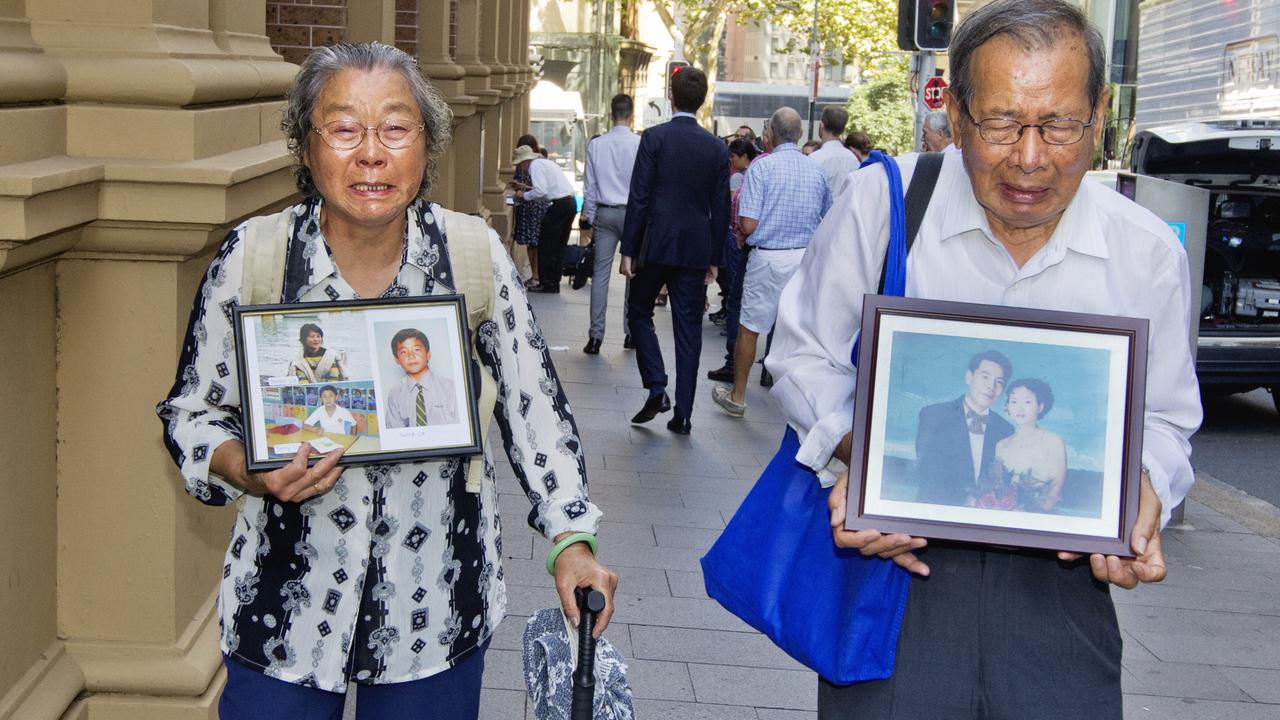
[700,151,919,684]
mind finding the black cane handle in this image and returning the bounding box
[571,588,606,720]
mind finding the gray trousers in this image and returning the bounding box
[589,205,628,340]
[818,543,1122,720]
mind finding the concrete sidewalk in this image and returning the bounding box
[477,271,1280,720]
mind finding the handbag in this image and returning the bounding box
[700,151,945,684]
[561,242,594,290]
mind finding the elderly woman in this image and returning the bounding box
[156,42,615,719]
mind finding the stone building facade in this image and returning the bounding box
[0,1,530,718]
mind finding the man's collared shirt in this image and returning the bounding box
[523,156,575,201]
[384,370,459,427]
[766,152,1202,527]
[156,199,600,691]
[808,139,861,201]
[737,142,831,250]
[582,125,641,222]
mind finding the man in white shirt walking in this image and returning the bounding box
[513,145,577,293]
[581,94,641,354]
[807,105,861,201]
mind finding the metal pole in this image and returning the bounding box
[913,51,935,152]
[806,0,820,140]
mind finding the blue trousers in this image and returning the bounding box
[219,643,488,720]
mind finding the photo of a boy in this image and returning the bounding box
[383,328,459,428]
[305,384,356,435]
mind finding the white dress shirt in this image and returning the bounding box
[807,139,861,202]
[766,152,1202,527]
[523,156,575,201]
[583,125,641,222]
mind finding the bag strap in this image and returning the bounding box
[438,209,498,494]
[874,151,944,295]
[239,207,294,305]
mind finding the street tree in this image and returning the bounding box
[648,0,901,128]
[844,56,914,154]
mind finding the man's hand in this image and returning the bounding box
[828,469,930,576]
[619,255,634,279]
[1058,471,1166,589]
[704,265,718,285]
[552,538,619,638]
[579,227,593,246]
[210,440,344,502]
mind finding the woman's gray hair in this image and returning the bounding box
[949,0,1106,113]
[281,42,453,199]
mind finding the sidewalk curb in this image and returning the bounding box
[1189,469,1280,541]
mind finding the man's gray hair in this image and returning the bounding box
[769,107,804,145]
[949,0,1106,112]
[281,42,454,199]
[923,110,951,139]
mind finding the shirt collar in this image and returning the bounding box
[821,140,845,151]
[772,142,802,154]
[608,124,633,135]
[935,156,1111,262]
[672,112,697,120]
[290,199,454,301]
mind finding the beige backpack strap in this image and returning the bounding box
[239,207,294,305]
[439,209,497,494]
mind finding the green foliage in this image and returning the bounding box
[737,0,900,69]
[845,57,914,154]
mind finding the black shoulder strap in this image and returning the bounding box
[877,151,945,294]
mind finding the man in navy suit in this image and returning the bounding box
[914,350,1015,505]
[619,66,730,434]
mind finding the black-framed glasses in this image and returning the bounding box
[960,101,1095,146]
[314,118,426,150]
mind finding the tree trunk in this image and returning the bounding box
[685,18,726,130]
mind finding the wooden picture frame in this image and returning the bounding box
[845,295,1148,557]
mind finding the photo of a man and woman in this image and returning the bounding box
[847,298,1147,554]
[233,297,480,470]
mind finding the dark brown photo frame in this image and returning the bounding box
[232,294,482,472]
[845,295,1148,557]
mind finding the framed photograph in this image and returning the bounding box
[231,295,482,471]
[845,295,1148,557]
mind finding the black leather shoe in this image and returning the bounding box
[631,392,671,424]
[623,335,635,350]
[583,338,602,355]
[666,414,692,435]
[760,368,774,388]
[706,364,734,382]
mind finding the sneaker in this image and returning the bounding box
[711,385,746,418]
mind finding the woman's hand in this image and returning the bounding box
[828,469,931,576]
[211,440,344,502]
[552,537,619,638]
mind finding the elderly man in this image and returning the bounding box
[712,107,829,418]
[922,109,956,153]
[808,105,861,200]
[766,1,1200,718]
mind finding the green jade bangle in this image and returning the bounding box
[545,532,598,575]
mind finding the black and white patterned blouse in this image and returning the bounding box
[156,198,600,692]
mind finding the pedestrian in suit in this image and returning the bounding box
[619,66,730,435]
[914,350,1015,506]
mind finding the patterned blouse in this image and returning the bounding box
[156,198,601,692]
[512,163,550,246]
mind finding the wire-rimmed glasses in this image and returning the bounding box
[960,101,1095,146]
[314,119,426,150]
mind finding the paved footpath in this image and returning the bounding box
[462,268,1280,720]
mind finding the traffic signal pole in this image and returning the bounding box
[912,51,936,152]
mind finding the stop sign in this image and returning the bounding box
[923,76,948,110]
